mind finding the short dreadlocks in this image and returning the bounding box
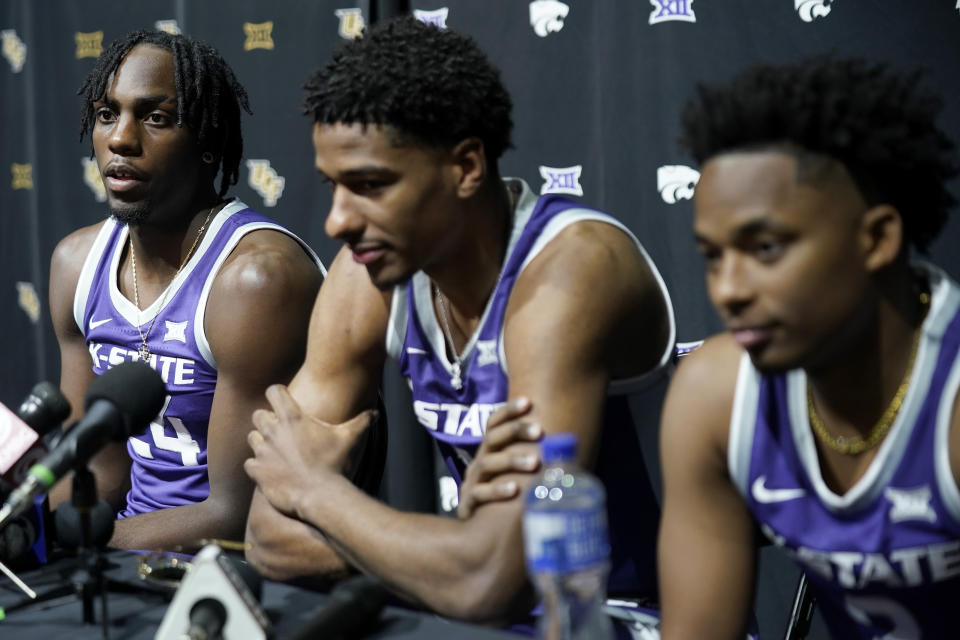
[78,29,252,198]
[681,55,958,253]
[303,16,513,167]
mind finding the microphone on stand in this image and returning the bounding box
[0,361,164,531]
[155,545,270,640]
[0,382,71,497]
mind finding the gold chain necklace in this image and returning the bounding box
[129,206,216,361]
[807,291,930,456]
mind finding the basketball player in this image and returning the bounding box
[242,17,674,628]
[48,30,326,550]
[657,57,960,638]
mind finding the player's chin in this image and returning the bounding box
[744,342,801,375]
[365,262,413,291]
[108,199,152,226]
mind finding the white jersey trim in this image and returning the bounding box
[73,219,117,331]
[192,204,323,369]
[787,262,952,513]
[928,265,960,526]
[728,352,760,496]
[513,206,677,394]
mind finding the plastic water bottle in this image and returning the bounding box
[522,433,613,640]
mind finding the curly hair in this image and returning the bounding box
[680,55,958,253]
[303,16,513,166]
[78,30,252,198]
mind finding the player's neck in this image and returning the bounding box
[806,266,928,436]
[427,178,513,319]
[126,198,223,279]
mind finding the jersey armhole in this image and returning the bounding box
[728,353,760,498]
[935,353,960,527]
[73,220,117,331]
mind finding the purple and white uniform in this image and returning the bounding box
[73,200,321,518]
[729,263,960,639]
[386,178,676,603]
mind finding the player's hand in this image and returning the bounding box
[244,384,377,517]
[457,396,543,519]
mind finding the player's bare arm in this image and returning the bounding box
[658,335,757,640]
[245,246,388,580]
[105,229,321,549]
[49,222,132,510]
[245,222,669,622]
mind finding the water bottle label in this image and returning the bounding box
[523,508,609,573]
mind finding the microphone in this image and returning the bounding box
[155,544,270,640]
[0,361,165,531]
[288,574,390,640]
[0,383,71,495]
[17,381,71,436]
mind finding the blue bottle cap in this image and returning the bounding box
[541,433,577,463]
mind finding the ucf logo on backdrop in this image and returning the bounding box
[335,8,365,39]
[246,160,285,207]
[1,29,27,72]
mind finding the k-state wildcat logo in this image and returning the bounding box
[529,1,569,38]
[657,165,699,204]
[795,0,832,22]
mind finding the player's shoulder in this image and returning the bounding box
[214,225,322,300]
[50,220,109,279]
[664,333,745,442]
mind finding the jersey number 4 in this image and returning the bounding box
[129,395,202,466]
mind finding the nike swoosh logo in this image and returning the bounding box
[406,347,428,355]
[751,475,806,504]
[88,317,112,330]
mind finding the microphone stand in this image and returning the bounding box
[0,466,162,639]
[69,464,110,637]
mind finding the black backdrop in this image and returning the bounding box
[2,2,959,637]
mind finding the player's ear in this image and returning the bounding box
[450,137,486,199]
[860,204,904,273]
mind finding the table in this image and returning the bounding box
[0,551,520,639]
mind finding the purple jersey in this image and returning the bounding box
[73,201,321,518]
[386,178,676,599]
[729,263,960,639]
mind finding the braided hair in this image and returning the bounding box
[78,29,252,198]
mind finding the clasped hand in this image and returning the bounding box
[244,384,376,518]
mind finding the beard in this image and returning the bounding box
[109,203,151,226]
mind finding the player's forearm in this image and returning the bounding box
[244,490,351,582]
[107,496,248,551]
[296,472,531,622]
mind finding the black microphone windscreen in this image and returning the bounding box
[18,382,71,436]
[84,361,166,437]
